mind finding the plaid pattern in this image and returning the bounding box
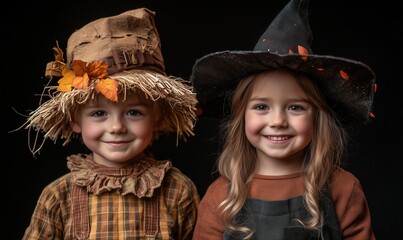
[22,159,199,240]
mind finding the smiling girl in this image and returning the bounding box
[191,0,376,239]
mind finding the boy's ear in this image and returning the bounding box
[69,121,82,133]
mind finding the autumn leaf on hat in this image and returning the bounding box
[57,64,75,92]
[72,73,89,89]
[53,48,118,102]
[95,78,118,102]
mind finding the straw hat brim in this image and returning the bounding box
[25,69,197,154]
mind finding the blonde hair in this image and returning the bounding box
[217,69,346,238]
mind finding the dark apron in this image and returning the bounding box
[224,191,342,240]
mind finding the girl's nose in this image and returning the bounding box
[268,110,287,128]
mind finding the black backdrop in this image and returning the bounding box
[2,1,401,239]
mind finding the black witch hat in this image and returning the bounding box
[191,0,376,123]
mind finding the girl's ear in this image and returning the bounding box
[69,121,82,133]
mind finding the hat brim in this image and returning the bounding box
[191,50,375,123]
[25,70,197,152]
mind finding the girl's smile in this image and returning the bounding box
[245,70,315,174]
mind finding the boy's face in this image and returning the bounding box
[70,92,156,167]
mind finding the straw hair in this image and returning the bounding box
[24,69,197,155]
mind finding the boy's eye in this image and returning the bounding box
[91,111,106,117]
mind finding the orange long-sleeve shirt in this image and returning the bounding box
[193,167,375,240]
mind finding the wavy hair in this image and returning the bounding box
[217,69,346,239]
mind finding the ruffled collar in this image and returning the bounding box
[66,153,172,197]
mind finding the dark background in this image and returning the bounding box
[2,0,401,239]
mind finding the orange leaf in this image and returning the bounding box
[57,82,72,92]
[61,64,71,76]
[87,61,109,79]
[95,78,118,102]
[57,69,75,92]
[72,73,89,89]
[71,60,88,76]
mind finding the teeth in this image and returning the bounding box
[269,136,289,141]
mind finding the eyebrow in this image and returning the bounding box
[248,97,308,102]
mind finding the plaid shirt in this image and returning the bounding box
[22,154,200,240]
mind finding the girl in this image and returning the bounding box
[190,0,376,239]
[21,8,199,239]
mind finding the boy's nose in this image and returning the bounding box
[110,117,127,133]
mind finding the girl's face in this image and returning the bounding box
[245,70,315,175]
[70,93,156,167]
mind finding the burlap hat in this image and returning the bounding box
[24,8,197,154]
[191,0,376,124]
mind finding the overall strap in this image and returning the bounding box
[320,188,342,240]
[144,189,160,239]
[72,184,89,239]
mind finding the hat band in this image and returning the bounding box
[102,50,164,75]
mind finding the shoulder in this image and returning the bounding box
[142,157,197,194]
[165,166,197,188]
[163,165,199,198]
[41,173,73,193]
[330,167,364,199]
[36,173,73,206]
[160,165,200,211]
[330,168,374,239]
[329,166,368,221]
[206,176,230,192]
[200,176,229,205]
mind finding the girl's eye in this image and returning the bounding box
[254,104,268,111]
[127,109,142,116]
[289,105,304,111]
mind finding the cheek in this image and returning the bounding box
[245,112,265,138]
[292,116,314,142]
[130,121,155,139]
[80,122,103,140]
